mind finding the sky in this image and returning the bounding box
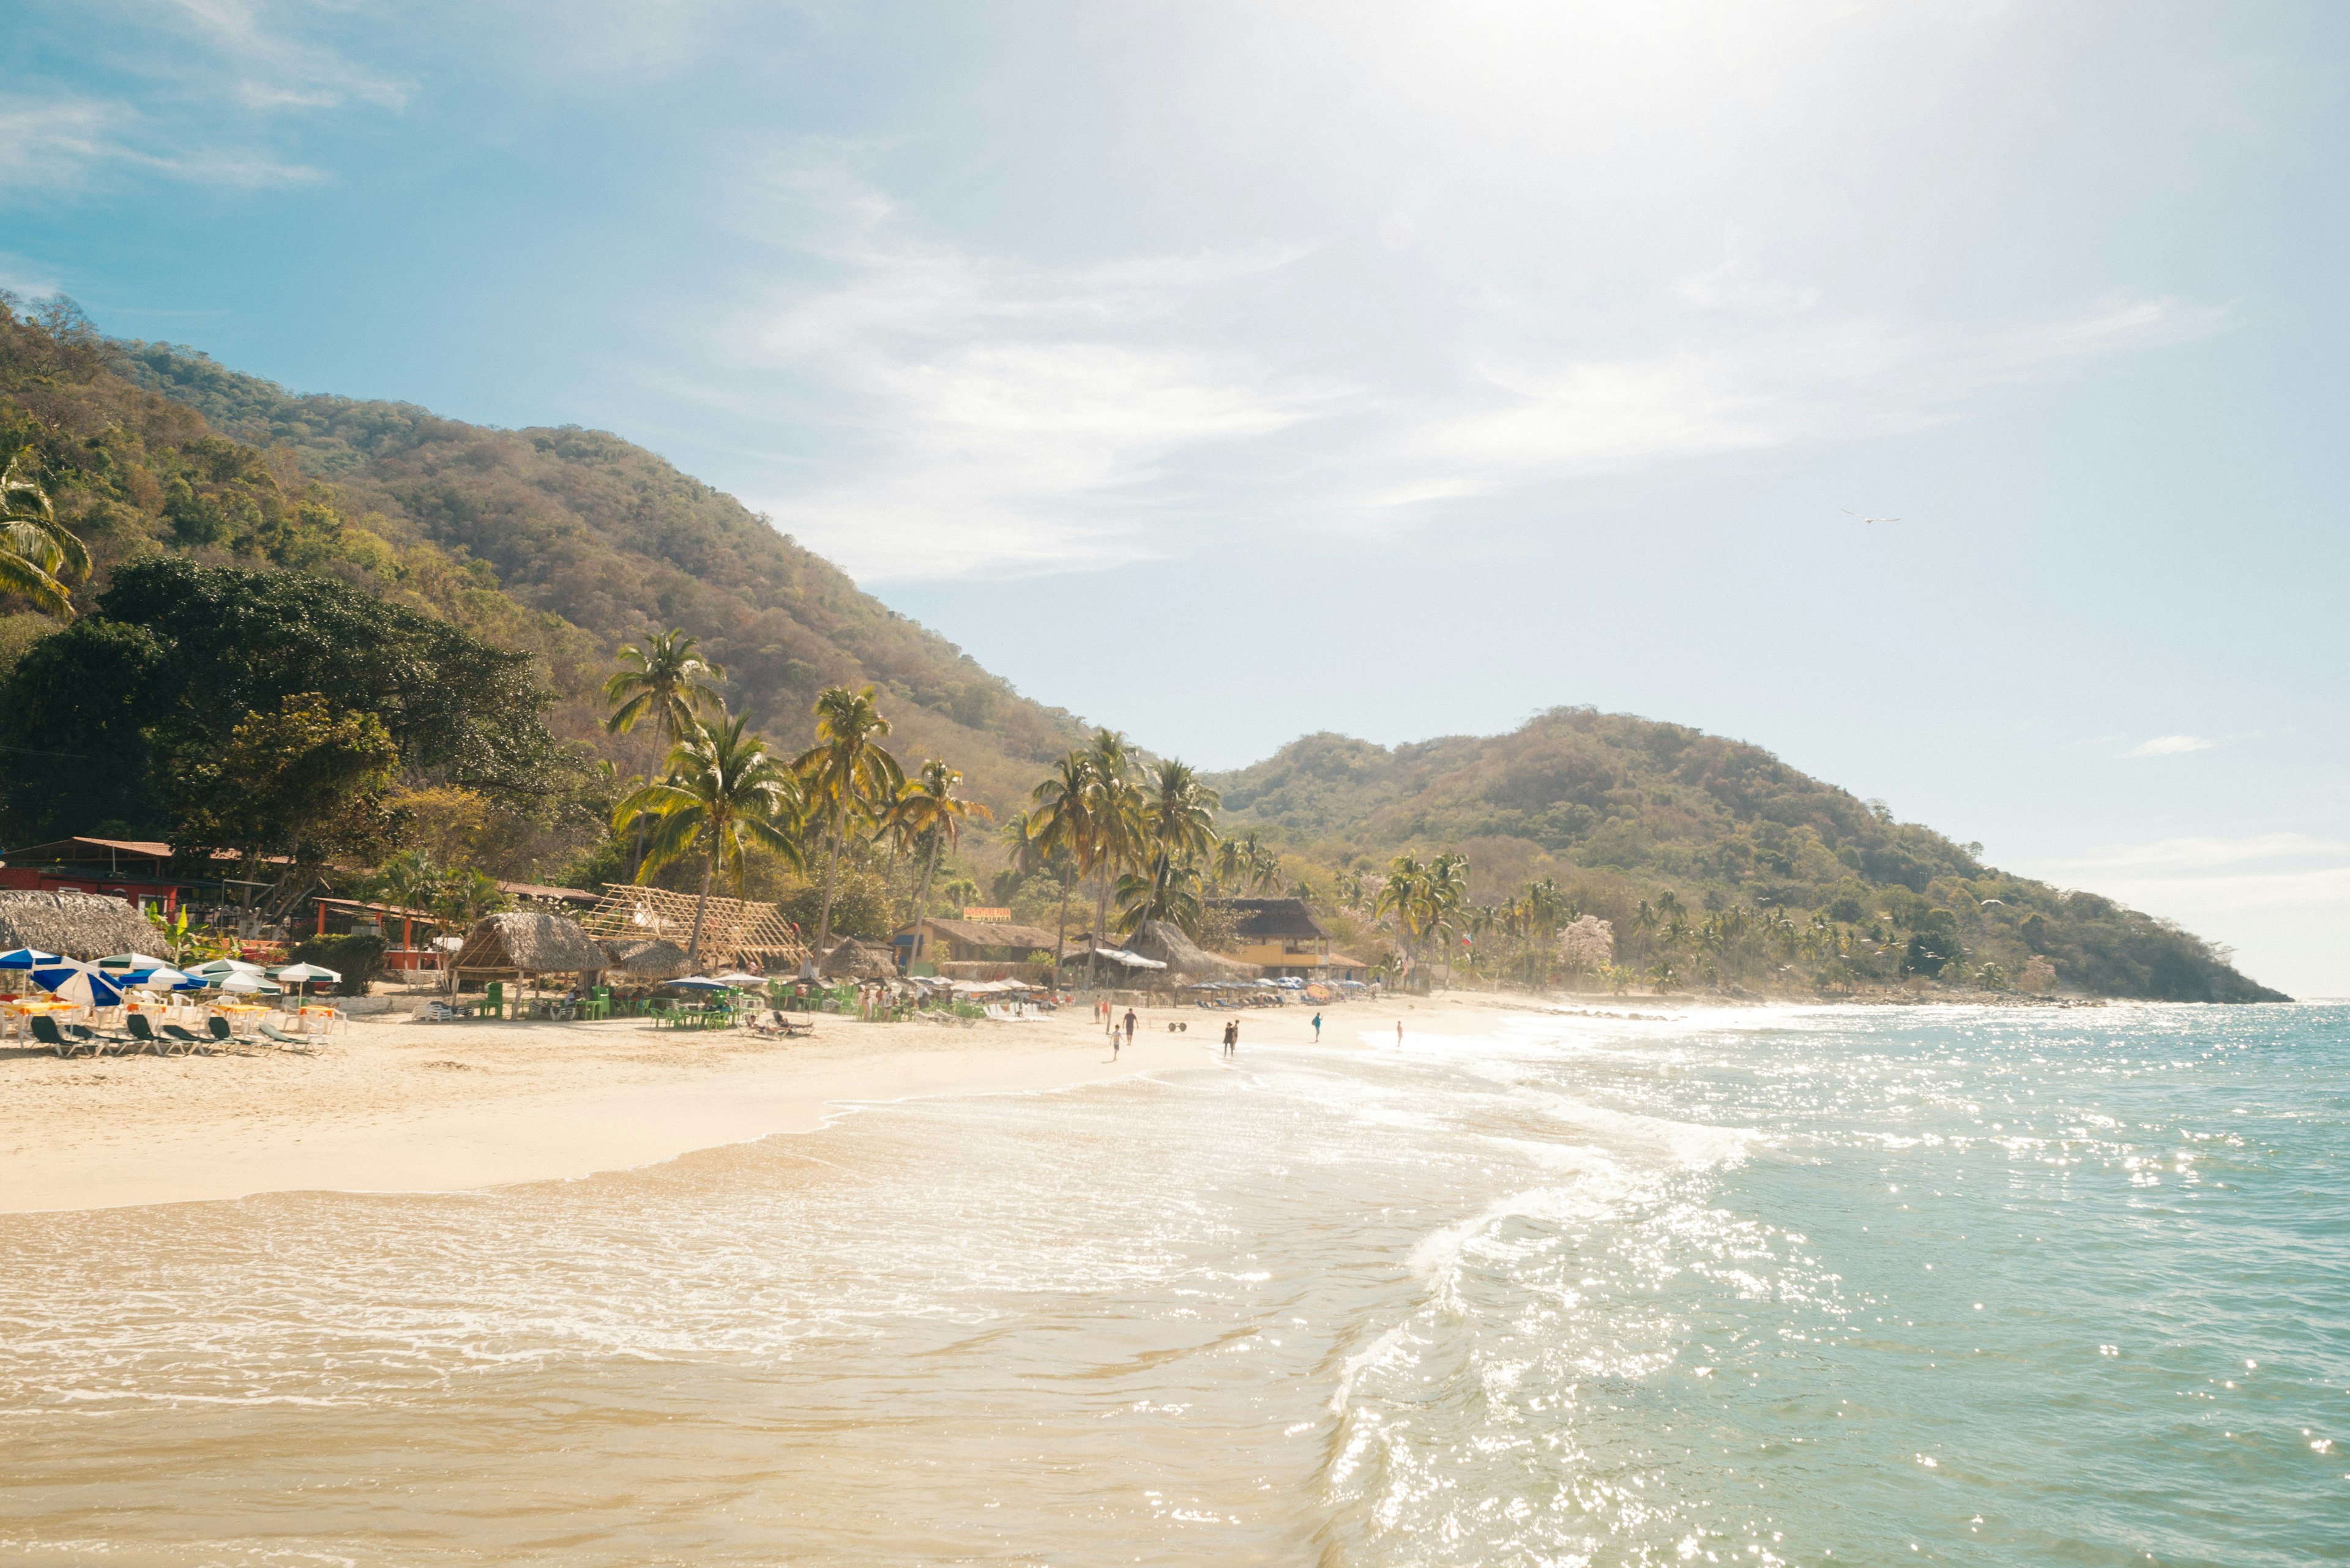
[7,1,2348,995]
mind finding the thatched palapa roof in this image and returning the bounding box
[1117,920,1260,980]
[598,937,691,979]
[820,936,900,979]
[0,890,155,960]
[452,911,608,977]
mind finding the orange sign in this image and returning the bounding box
[961,907,1011,921]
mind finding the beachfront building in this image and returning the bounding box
[892,914,1064,977]
[1206,897,1370,982]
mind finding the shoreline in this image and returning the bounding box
[0,985,2167,1217]
[0,994,1512,1215]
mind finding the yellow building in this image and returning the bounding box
[1209,898,1368,981]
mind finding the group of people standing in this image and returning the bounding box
[1094,997,1267,1060]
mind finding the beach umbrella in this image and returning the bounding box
[274,962,341,984]
[668,976,731,990]
[209,972,280,995]
[0,947,59,969]
[192,959,267,977]
[711,971,766,986]
[31,960,126,1009]
[97,952,178,973]
[123,966,192,991]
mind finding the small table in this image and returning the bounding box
[212,1002,267,1036]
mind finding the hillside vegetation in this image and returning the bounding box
[0,302,1088,827]
[0,296,2286,1001]
[1207,714,2286,1002]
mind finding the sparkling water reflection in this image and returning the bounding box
[2,1004,2344,1565]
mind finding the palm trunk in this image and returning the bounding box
[1085,871,1111,988]
[813,815,844,973]
[686,848,715,966]
[905,834,942,974]
[1053,878,1072,984]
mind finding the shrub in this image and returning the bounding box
[289,933,387,996]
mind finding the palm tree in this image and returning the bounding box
[371,848,447,963]
[0,449,88,619]
[1375,853,1431,984]
[890,759,993,973]
[1026,750,1097,978]
[616,711,804,965]
[1082,733,1144,984]
[1212,835,1249,895]
[793,685,902,972]
[1425,852,1471,984]
[1117,758,1219,937]
[603,630,726,876]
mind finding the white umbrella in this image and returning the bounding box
[211,972,280,995]
[193,959,267,977]
[669,976,731,990]
[274,963,342,983]
[712,971,766,986]
[124,966,191,991]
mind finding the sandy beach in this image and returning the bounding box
[0,994,1551,1214]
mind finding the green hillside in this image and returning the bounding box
[0,296,2287,1000]
[86,324,1092,812]
[1209,713,2287,1003]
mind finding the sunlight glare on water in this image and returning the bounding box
[1,1003,2344,1565]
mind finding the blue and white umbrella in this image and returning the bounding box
[0,947,59,969]
[31,960,126,1009]
[668,976,731,990]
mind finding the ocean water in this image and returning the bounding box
[1,1002,2344,1566]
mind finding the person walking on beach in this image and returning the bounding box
[1223,1018,1238,1059]
[1311,1011,1322,1043]
[1122,1007,1137,1048]
[1396,1020,1404,1048]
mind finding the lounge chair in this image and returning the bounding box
[124,1012,190,1057]
[259,1022,316,1052]
[67,1022,128,1056]
[206,1015,239,1048]
[28,1014,82,1058]
[162,1023,211,1053]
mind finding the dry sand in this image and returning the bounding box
[0,994,1546,1214]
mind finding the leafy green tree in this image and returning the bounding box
[617,711,805,965]
[793,685,902,969]
[0,449,86,618]
[0,558,564,846]
[176,693,404,871]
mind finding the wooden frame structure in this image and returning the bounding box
[577,884,807,971]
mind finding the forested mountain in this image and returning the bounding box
[0,296,2286,1000]
[1209,714,2286,1002]
[2,310,1090,817]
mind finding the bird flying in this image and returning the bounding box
[1843,509,1901,525]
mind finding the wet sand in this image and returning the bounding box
[0,995,1534,1213]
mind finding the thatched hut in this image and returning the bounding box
[819,936,900,980]
[451,911,608,986]
[598,936,691,980]
[1119,920,1260,982]
[0,890,154,961]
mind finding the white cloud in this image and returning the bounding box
[2128,734,2216,757]
[723,167,1340,578]
[152,0,409,111]
[0,97,324,193]
[727,174,2218,580]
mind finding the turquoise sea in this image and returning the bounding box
[2,1002,2344,1564]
